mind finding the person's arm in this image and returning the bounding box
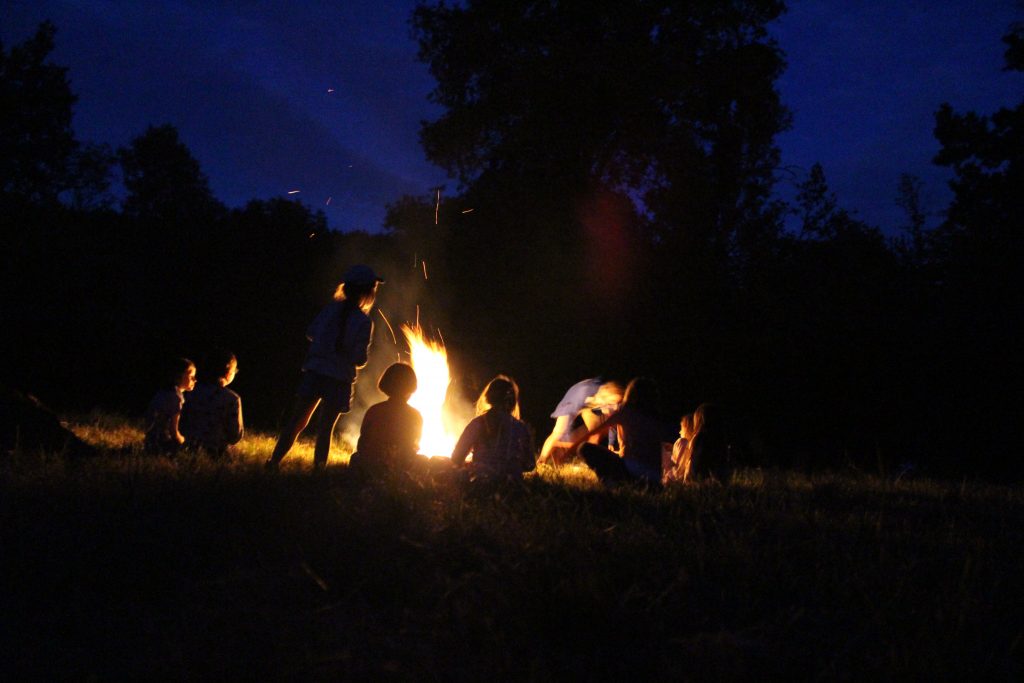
[224,395,243,445]
[564,411,620,457]
[450,418,479,466]
[348,317,372,369]
[171,412,185,444]
[538,415,572,463]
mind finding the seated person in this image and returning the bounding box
[181,350,243,456]
[349,362,423,475]
[663,412,695,483]
[144,357,196,454]
[538,378,623,465]
[567,377,676,489]
[686,403,732,483]
[451,376,535,481]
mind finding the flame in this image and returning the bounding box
[402,323,463,456]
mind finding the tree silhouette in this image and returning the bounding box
[412,0,790,428]
[118,124,225,224]
[0,21,110,209]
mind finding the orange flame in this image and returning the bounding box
[401,323,466,456]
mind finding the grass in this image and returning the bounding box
[1,417,1022,680]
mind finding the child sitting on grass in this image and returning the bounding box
[663,412,695,483]
[567,377,677,489]
[181,349,243,457]
[451,376,535,482]
[686,403,732,483]
[144,357,196,454]
[349,362,423,476]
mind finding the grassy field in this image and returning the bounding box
[2,414,1022,680]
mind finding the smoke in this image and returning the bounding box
[333,252,475,454]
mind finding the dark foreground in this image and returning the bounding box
[2,449,1022,680]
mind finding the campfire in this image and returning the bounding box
[401,323,468,457]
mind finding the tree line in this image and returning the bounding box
[2,6,1021,479]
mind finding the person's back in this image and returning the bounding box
[303,300,372,383]
[182,383,243,454]
[687,403,731,482]
[459,412,533,478]
[350,362,423,475]
[617,403,677,481]
[354,398,423,470]
[181,350,243,456]
[452,376,535,480]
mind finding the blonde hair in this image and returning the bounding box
[475,374,521,419]
[333,280,378,313]
[680,413,695,439]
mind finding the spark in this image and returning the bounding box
[416,305,420,329]
[288,189,300,195]
[422,260,428,280]
[378,309,398,346]
[327,88,335,93]
[325,196,332,205]
[435,188,440,225]
[308,233,315,239]
[461,208,474,214]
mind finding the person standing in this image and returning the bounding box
[265,264,383,470]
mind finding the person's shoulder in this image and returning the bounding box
[363,400,388,416]
[220,386,241,403]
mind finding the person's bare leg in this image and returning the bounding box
[313,410,341,469]
[267,397,319,468]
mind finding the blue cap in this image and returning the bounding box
[342,264,385,286]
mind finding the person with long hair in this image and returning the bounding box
[265,264,383,470]
[451,375,535,481]
[567,377,676,488]
[686,402,731,483]
[663,412,695,483]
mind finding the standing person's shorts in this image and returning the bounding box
[297,371,354,413]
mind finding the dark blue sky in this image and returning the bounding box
[4,0,1022,234]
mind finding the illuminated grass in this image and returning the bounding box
[2,415,1022,679]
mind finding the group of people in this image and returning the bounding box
[537,377,731,486]
[144,264,731,487]
[143,349,243,456]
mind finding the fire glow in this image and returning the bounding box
[402,323,463,457]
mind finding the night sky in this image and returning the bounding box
[4,0,1022,234]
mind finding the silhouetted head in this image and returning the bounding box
[168,357,196,391]
[198,349,238,385]
[693,403,724,435]
[378,362,417,400]
[477,375,520,417]
[334,264,384,313]
[585,381,624,412]
[622,377,660,414]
